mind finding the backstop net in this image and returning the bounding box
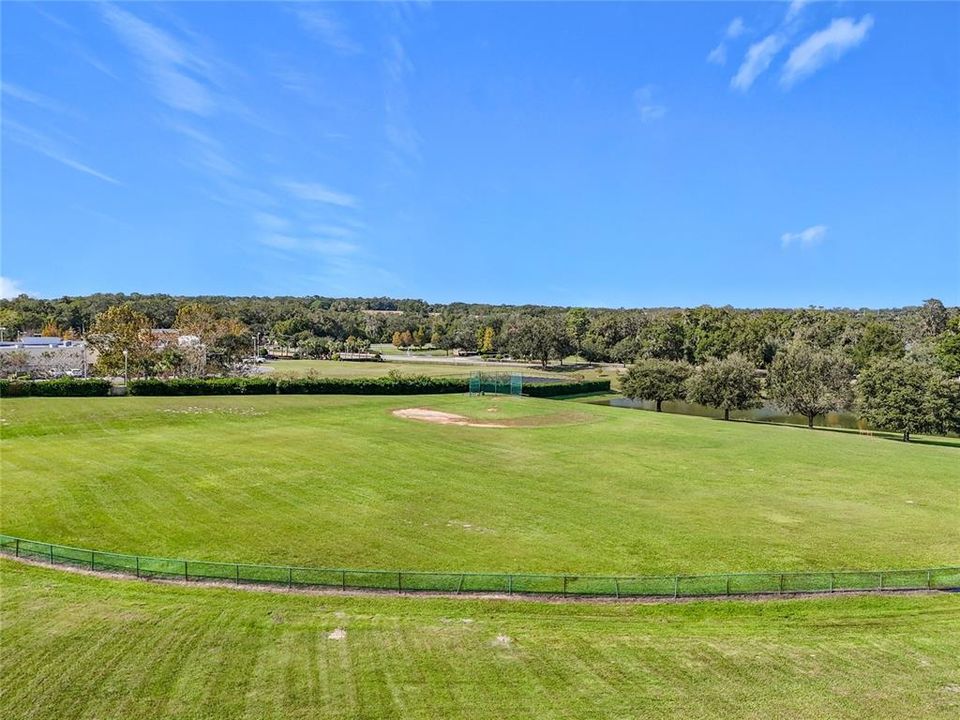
[468,371,523,396]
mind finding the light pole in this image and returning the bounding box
[123,349,129,386]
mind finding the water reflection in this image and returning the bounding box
[593,397,868,430]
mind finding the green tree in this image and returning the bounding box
[88,305,155,377]
[916,298,948,340]
[934,316,960,377]
[768,343,854,428]
[413,326,427,348]
[637,314,687,361]
[857,358,949,442]
[852,322,903,368]
[508,316,566,368]
[565,308,589,353]
[621,359,691,412]
[685,353,761,421]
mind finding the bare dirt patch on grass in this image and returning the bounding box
[392,408,508,428]
[392,407,594,429]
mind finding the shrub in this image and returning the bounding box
[523,380,611,398]
[0,378,112,398]
[277,376,468,395]
[128,377,278,396]
[0,380,33,397]
[126,375,471,396]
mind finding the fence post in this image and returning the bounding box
[829,573,834,593]
[457,574,464,594]
[184,561,189,581]
[508,575,513,595]
[136,556,140,578]
[563,576,568,596]
[90,550,95,571]
[235,564,240,585]
[341,570,346,591]
[49,543,54,563]
[927,570,932,590]
[397,572,402,594]
[615,578,620,600]
[674,576,679,599]
[725,576,730,596]
[15,538,19,558]
[288,567,293,589]
[879,572,884,592]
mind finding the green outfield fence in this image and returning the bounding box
[2,534,958,599]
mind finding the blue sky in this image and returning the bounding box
[2,1,958,307]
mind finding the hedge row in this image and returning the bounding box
[277,377,469,395]
[128,376,470,396]
[127,378,278,396]
[523,380,611,397]
[1,376,610,398]
[0,378,113,398]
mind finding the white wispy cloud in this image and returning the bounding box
[383,34,421,164]
[99,4,216,115]
[781,225,828,248]
[731,34,785,91]
[253,212,291,232]
[278,180,358,208]
[727,17,747,38]
[292,6,361,55]
[786,0,811,23]
[73,47,119,79]
[707,17,747,66]
[1,82,73,116]
[0,276,31,299]
[167,121,240,177]
[260,234,358,256]
[782,16,874,87]
[707,44,727,66]
[3,120,121,185]
[634,85,667,123]
[308,223,357,238]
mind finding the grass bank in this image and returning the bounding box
[2,560,958,719]
[1,395,957,575]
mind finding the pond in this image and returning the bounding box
[591,397,867,430]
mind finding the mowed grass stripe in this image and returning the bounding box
[2,561,959,719]
[1,395,958,574]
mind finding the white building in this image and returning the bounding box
[0,337,94,378]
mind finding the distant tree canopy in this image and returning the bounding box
[1,294,956,379]
[852,322,904,369]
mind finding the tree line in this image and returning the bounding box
[621,342,959,441]
[2,294,956,370]
[2,293,957,439]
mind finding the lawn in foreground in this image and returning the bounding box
[1,395,957,575]
[2,560,958,720]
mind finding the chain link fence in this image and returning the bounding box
[3,535,957,599]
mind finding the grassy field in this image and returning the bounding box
[263,357,612,381]
[1,394,957,575]
[2,560,958,720]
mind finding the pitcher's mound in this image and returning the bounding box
[392,408,507,428]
